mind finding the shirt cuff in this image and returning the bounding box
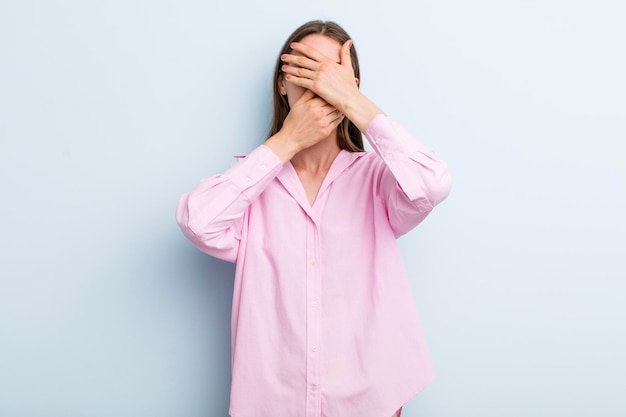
[226,144,283,192]
[364,114,424,164]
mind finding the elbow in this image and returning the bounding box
[175,193,196,236]
[430,169,452,206]
[175,193,240,261]
[175,194,209,244]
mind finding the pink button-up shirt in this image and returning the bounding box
[176,114,451,417]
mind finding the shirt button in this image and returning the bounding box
[311,345,318,352]
[310,260,316,266]
[384,154,392,162]
[310,384,317,391]
[245,176,252,183]
[311,301,318,307]
[260,163,267,170]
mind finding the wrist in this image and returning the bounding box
[344,92,385,133]
[341,90,364,115]
[264,131,301,164]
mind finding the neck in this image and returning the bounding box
[291,135,341,174]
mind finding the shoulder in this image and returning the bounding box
[343,150,386,179]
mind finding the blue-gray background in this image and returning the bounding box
[1,1,624,416]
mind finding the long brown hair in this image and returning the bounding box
[268,20,364,152]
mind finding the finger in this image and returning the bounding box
[340,39,353,68]
[328,111,345,129]
[281,63,315,80]
[317,101,341,119]
[319,103,339,117]
[281,53,320,71]
[284,73,314,91]
[290,42,331,64]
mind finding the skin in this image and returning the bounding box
[264,34,385,206]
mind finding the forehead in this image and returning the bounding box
[296,34,342,62]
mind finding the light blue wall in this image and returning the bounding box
[1,1,624,416]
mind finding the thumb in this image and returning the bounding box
[340,39,353,68]
[295,88,316,105]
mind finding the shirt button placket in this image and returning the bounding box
[305,218,322,417]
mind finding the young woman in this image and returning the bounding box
[176,20,451,417]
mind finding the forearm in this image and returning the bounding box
[342,91,385,133]
[364,115,451,237]
[176,145,283,261]
[366,115,451,204]
[264,131,302,164]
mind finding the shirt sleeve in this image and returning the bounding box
[176,144,283,263]
[364,114,452,237]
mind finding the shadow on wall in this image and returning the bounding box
[167,240,237,414]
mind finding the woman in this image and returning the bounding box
[176,20,451,417]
